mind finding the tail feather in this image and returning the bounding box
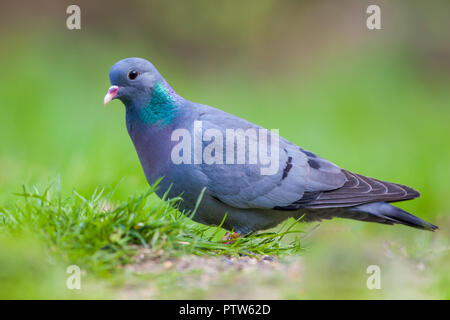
[303,202,438,231]
[350,202,438,231]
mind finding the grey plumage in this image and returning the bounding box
[105,57,438,234]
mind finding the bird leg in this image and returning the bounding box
[221,231,241,244]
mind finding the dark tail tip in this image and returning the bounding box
[381,203,438,231]
[424,222,438,232]
[353,202,438,231]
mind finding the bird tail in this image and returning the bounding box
[349,202,438,231]
[305,202,438,231]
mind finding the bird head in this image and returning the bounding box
[104,57,162,106]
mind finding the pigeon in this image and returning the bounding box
[104,57,437,234]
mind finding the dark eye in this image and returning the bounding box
[127,70,139,80]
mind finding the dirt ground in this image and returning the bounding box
[116,219,449,299]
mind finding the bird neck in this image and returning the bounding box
[127,82,183,127]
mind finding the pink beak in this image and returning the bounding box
[104,85,120,105]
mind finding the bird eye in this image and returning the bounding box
[128,70,139,80]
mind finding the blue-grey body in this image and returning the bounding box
[105,57,437,234]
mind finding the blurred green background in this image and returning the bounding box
[0,0,449,299]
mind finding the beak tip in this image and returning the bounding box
[103,96,111,105]
[104,85,120,106]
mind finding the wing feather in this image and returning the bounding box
[275,170,420,210]
[196,109,347,209]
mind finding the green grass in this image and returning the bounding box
[0,181,302,278]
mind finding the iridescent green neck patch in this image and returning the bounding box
[138,82,180,126]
